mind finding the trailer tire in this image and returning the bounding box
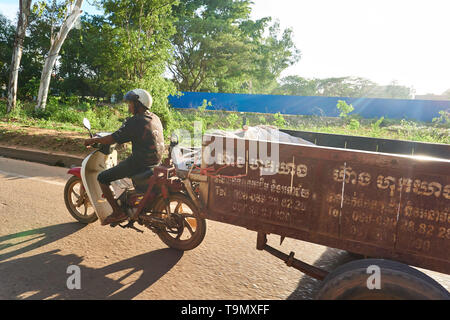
[316,259,449,300]
[346,251,365,259]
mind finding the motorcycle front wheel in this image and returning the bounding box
[152,193,206,251]
[64,176,98,224]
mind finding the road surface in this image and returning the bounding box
[0,156,448,300]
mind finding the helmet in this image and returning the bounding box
[124,89,152,109]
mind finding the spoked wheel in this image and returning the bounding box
[64,176,98,224]
[316,259,450,300]
[153,193,206,251]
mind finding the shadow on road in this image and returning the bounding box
[0,223,184,299]
[0,222,86,262]
[0,248,183,299]
[286,247,356,300]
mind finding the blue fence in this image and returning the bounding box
[168,91,450,122]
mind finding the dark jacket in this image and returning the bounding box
[112,111,164,166]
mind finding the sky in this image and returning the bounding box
[1,0,449,95]
[250,0,450,95]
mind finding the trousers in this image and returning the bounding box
[97,157,152,185]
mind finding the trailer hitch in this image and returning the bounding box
[256,232,329,281]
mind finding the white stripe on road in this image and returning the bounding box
[0,169,66,186]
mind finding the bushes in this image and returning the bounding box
[1,97,123,132]
[1,97,448,145]
[432,110,450,128]
[1,100,28,119]
[31,98,86,126]
[371,117,385,131]
[0,100,6,117]
[226,113,240,128]
[272,112,287,128]
[337,100,354,118]
[348,118,360,130]
[50,104,84,124]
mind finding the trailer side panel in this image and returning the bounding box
[201,135,450,274]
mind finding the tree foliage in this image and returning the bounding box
[6,0,33,112]
[442,88,450,99]
[56,15,107,98]
[274,76,414,99]
[336,100,354,118]
[169,0,300,94]
[0,14,15,97]
[1,0,424,125]
[97,0,179,131]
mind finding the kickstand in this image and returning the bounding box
[118,221,144,233]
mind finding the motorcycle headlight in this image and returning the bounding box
[170,134,179,146]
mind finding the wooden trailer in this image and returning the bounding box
[182,130,450,299]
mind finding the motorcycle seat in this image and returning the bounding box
[131,168,154,192]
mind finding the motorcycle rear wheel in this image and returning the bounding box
[152,193,206,251]
[64,176,98,224]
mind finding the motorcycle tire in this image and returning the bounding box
[64,176,98,224]
[153,193,206,251]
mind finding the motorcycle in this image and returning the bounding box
[63,118,206,251]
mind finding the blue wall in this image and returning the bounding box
[168,91,450,122]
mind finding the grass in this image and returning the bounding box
[171,107,449,144]
[0,98,125,132]
[1,98,449,145]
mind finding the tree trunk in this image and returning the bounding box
[7,0,32,113]
[35,0,84,110]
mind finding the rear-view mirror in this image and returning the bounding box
[83,118,91,130]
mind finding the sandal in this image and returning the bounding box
[101,211,128,226]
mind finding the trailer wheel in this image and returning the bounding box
[316,259,449,300]
[346,251,365,259]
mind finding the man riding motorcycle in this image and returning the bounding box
[84,89,165,225]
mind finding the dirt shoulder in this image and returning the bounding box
[0,122,90,158]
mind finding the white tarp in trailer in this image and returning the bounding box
[172,125,315,172]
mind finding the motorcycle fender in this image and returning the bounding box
[81,150,118,223]
[67,167,81,178]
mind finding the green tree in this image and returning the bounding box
[317,77,376,97]
[35,0,85,110]
[7,0,33,113]
[17,2,67,100]
[249,21,300,94]
[272,75,319,96]
[56,14,110,98]
[274,76,378,97]
[380,80,413,99]
[0,14,15,97]
[274,76,414,99]
[442,89,450,99]
[99,0,179,132]
[169,0,300,94]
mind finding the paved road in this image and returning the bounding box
[0,156,448,300]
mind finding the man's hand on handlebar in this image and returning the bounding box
[84,134,116,147]
[84,138,97,147]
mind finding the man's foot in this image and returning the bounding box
[101,211,128,226]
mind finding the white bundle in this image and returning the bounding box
[172,125,315,173]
